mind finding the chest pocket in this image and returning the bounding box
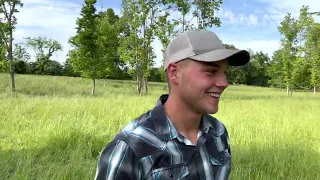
[146,163,189,180]
[210,149,231,166]
[209,150,231,180]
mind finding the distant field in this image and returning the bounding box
[1,73,320,180]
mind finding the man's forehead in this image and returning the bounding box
[194,60,228,68]
[172,58,228,69]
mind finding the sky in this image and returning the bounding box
[15,0,320,67]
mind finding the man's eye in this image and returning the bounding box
[206,70,217,75]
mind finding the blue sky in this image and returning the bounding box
[16,0,320,67]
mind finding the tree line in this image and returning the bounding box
[0,0,319,96]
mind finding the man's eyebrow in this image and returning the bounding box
[211,62,220,68]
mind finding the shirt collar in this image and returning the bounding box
[151,94,213,141]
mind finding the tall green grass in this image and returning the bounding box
[0,73,319,179]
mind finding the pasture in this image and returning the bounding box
[0,73,319,180]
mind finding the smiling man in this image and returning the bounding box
[95,29,250,180]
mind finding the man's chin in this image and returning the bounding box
[205,106,218,114]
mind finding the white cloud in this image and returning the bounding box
[258,0,320,24]
[247,14,258,25]
[224,10,236,24]
[224,39,281,57]
[217,8,260,26]
[262,14,271,25]
[14,0,82,63]
[16,0,318,68]
[151,37,164,67]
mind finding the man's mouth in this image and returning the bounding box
[207,92,221,98]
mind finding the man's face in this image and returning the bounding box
[174,59,229,114]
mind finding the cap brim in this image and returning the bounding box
[189,49,250,66]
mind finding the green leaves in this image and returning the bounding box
[25,37,62,60]
[307,23,320,88]
[67,1,121,94]
[13,43,30,62]
[193,0,222,29]
[0,0,23,92]
[118,0,161,94]
[274,5,320,95]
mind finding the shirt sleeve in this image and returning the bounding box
[94,139,141,180]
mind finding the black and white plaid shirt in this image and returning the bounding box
[95,94,232,180]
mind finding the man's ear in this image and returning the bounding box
[166,63,179,85]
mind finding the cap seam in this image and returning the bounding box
[185,33,195,56]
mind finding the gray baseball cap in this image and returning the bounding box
[164,29,250,70]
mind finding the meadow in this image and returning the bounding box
[0,73,320,180]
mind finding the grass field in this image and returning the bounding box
[1,73,320,180]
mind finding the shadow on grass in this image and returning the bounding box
[230,143,320,180]
[0,131,113,180]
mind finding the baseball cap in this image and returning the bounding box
[164,29,250,70]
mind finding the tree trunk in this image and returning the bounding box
[314,87,316,97]
[104,78,107,87]
[286,85,289,96]
[182,14,185,32]
[136,75,139,94]
[140,76,144,95]
[9,27,15,93]
[136,66,143,95]
[145,78,148,94]
[92,78,96,95]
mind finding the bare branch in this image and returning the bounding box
[2,3,9,20]
[9,3,16,21]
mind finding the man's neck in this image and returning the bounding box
[163,94,202,142]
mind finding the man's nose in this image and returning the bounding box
[216,73,229,88]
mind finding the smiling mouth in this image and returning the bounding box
[207,92,221,98]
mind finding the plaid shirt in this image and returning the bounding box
[95,94,232,180]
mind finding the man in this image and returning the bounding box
[95,29,250,180]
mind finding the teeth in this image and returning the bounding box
[208,93,220,98]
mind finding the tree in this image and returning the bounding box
[161,0,222,32]
[278,13,299,96]
[306,23,320,96]
[154,8,179,90]
[95,8,120,84]
[13,43,30,62]
[140,0,160,94]
[0,0,23,93]
[62,59,81,77]
[25,36,62,60]
[193,0,222,29]
[13,59,27,74]
[24,36,62,75]
[69,0,112,95]
[0,44,7,72]
[290,6,314,90]
[296,6,314,49]
[268,49,285,88]
[13,43,30,74]
[118,0,160,95]
[161,0,192,32]
[41,60,63,76]
[248,51,270,87]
